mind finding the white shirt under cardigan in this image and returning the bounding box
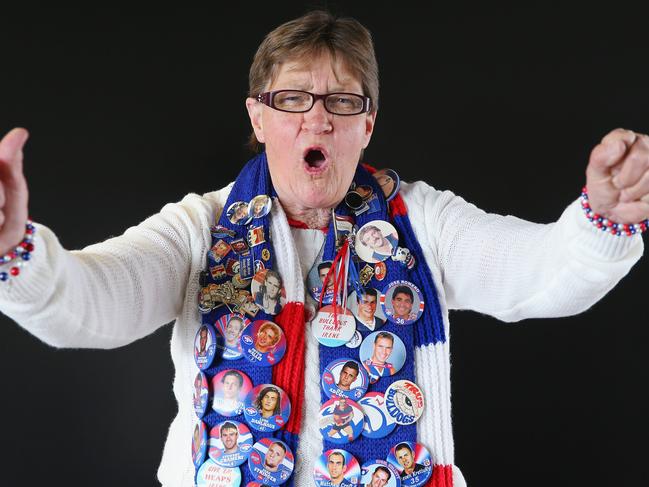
[0,181,643,486]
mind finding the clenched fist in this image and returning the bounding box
[0,128,30,255]
[586,128,649,224]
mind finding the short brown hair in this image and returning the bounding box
[247,10,379,151]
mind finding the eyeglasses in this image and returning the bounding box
[256,90,372,116]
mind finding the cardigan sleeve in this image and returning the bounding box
[0,191,223,349]
[407,181,644,322]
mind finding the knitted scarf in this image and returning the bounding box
[198,152,454,486]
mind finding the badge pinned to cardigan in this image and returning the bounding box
[321,357,370,401]
[386,442,433,486]
[196,459,242,487]
[359,331,406,384]
[194,324,221,370]
[227,201,252,226]
[359,392,397,439]
[209,420,254,468]
[193,371,210,419]
[249,194,272,219]
[384,380,425,425]
[240,320,286,366]
[244,384,291,433]
[247,438,294,485]
[318,396,365,444]
[381,280,425,325]
[313,449,361,487]
[211,369,253,417]
[360,460,400,487]
[192,420,208,468]
[372,168,400,202]
[355,221,399,264]
[312,304,356,347]
[250,269,285,315]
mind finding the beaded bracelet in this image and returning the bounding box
[0,220,36,282]
[580,187,648,236]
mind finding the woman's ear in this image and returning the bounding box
[246,97,265,144]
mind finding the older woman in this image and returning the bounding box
[0,10,647,487]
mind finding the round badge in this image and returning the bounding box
[374,262,387,281]
[307,260,336,304]
[312,304,357,347]
[387,442,433,486]
[359,331,406,384]
[244,383,291,433]
[192,420,208,468]
[355,221,399,264]
[194,324,220,370]
[250,269,286,315]
[318,396,365,444]
[193,371,210,419]
[372,168,400,202]
[240,320,286,366]
[248,438,295,486]
[344,190,364,210]
[261,248,271,261]
[208,420,254,468]
[227,201,252,226]
[345,330,362,349]
[360,460,401,487]
[321,358,370,401]
[215,313,250,360]
[359,392,397,439]
[313,449,362,487]
[384,380,425,425]
[381,281,425,326]
[211,369,253,417]
[348,288,386,332]
[249,195,272,219]
[196,459,242,487]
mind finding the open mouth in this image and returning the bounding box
[303,147,329,172]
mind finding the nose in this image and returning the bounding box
[302,99,333,134]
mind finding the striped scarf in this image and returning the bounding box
[199,152,454,486]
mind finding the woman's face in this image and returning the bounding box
[246,51,376,212]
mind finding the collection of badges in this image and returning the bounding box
[192,171,433,486]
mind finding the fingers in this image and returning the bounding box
[586,139,627,182]
[612,135,649,194]
[0,128,29,173]
[601,127,637,148]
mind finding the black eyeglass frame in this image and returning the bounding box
[256,90,372,116]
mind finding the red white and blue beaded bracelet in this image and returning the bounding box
[580,187,648,236]
[0,220,36,282]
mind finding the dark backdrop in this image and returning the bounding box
[1,3,647,486]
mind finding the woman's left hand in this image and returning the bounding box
[586,128,649,223]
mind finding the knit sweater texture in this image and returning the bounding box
[0,181,643,486]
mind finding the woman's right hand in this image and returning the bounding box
[0,128,30,255]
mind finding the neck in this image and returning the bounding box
[281,201,333,229]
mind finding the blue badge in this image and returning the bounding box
[208,420,254,468]
[318,396,365,444]
[243,384,291,433]
[384,380,425,426]
[227,201,252,226]
[359,331,406,384]
[359,392,397,439]
[215,313,250,360]
[211,369,253,417]
[240,320,286,367]
[193,371,210,419]
[313,449,361,487]
[386,442,433,487]
[247,438,294,486]
[194,324,221,370]
[238,253,255,281]
[380,280,425,326]
[360,460,401,487]
[307,259,335,304]
[249,195,272,219]
[321,358,369,401]
[192,420,208,468]
[196,459,242,487]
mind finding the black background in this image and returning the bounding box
[1,2,648,486]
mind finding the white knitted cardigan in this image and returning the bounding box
[0,181,642,486]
